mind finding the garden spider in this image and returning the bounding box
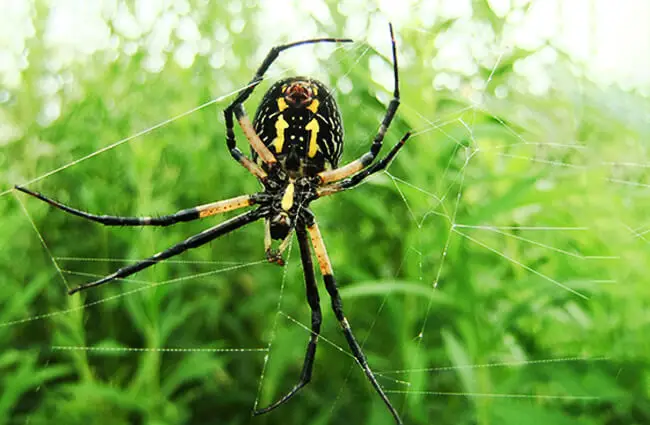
[16,24,409,425]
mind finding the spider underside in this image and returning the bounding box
[16,24,410,425]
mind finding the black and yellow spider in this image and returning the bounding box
[16,24,408,425]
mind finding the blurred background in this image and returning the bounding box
[1,1,649,424]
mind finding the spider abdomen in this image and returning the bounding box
[253,77,343,176]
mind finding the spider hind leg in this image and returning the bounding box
[306,220,403,425]
[254,226,321,414]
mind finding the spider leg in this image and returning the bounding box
[224,37,353,171]
[15,186,257,226]
[318,23,400,184]
[67,209,263,295]
[305,218,403,425]
[316,132,411,198]
[254,225,322,415]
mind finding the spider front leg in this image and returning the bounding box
[15,185,257,226]
[306,218,403,425]
[224,37,352,174]
[318,23,400,185]
[316,132,411,198]
[254,226,322,415]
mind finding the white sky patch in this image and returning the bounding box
[438,0,473,20]
[43,0,114,70]
[590,0,650,91]
[0,0,648,94]
[0,2,34,88]
[488,0,512,18]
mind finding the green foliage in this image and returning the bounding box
[1,2,649,425]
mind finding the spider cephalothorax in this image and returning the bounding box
[255,172,318,253]
[16,24,408,425]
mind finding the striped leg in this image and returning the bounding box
[306,220,403,425]
[15,185,255,226]
[67,209,263,294]
[316,132,411,198]
[317,23,400,185]
[254,226,322,414]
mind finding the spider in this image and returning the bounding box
[16,23,409,425]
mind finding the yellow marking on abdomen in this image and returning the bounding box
[198,195,252,218]
[281,183,295,211]
[273,114,289,153]
[277,98,288,111]
[307,99,319,113]
[305,118,320,158]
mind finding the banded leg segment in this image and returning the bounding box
[224,114,271,180]
[229,149,269,181]
[15,186,255,226]
[254,226,322,415]
[68,209,263,294]
[306,220,403,425]
[318,23,401,185]
[225,37,353,169]
[316,132,411,198]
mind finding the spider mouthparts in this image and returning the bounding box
[266,251,285,266]
[285,83,312,106]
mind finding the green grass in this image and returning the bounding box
[1,2,649,425]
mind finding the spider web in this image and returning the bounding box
[1,1,647,424]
